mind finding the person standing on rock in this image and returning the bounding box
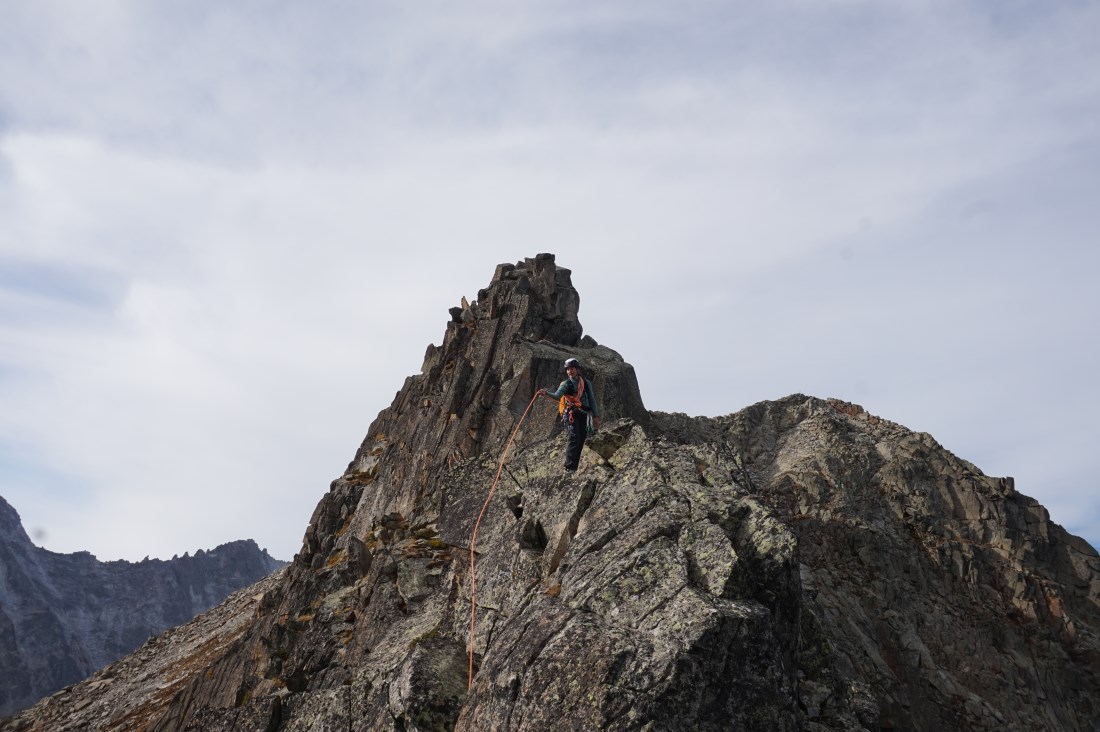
[537,357,601,472]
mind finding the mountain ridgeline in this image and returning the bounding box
[3,253,1098,731]
[0,496,284,717]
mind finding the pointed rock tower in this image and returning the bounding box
[5,253,1098,732]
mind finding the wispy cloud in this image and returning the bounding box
[1,0,1097,559]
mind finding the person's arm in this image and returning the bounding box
[538,380,571,400]
[588,383,601,427]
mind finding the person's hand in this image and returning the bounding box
[536,388,547,397]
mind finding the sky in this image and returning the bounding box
[0,1,1097,562]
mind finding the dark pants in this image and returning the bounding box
[563,408,586,470]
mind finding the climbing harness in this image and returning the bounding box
[557,375,586,417]
[468,391,541,690]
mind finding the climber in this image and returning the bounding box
[537,357,601,472]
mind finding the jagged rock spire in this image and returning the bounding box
[331,254,646,537]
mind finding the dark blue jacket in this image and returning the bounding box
[547,375,599,416]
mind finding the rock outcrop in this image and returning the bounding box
[4,253,1098,731]
[0,495,285,717]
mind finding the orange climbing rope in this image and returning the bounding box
[468,391,542,690]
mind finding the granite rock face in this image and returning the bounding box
[4,253,1098,732]
[0,495,284,717]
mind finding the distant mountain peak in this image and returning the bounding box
[0,495,29,537]
[0,493,284,717]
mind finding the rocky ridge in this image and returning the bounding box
[0,495,285,717]
[3,253,1098,731]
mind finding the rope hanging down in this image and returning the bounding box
[468,392,541,690]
